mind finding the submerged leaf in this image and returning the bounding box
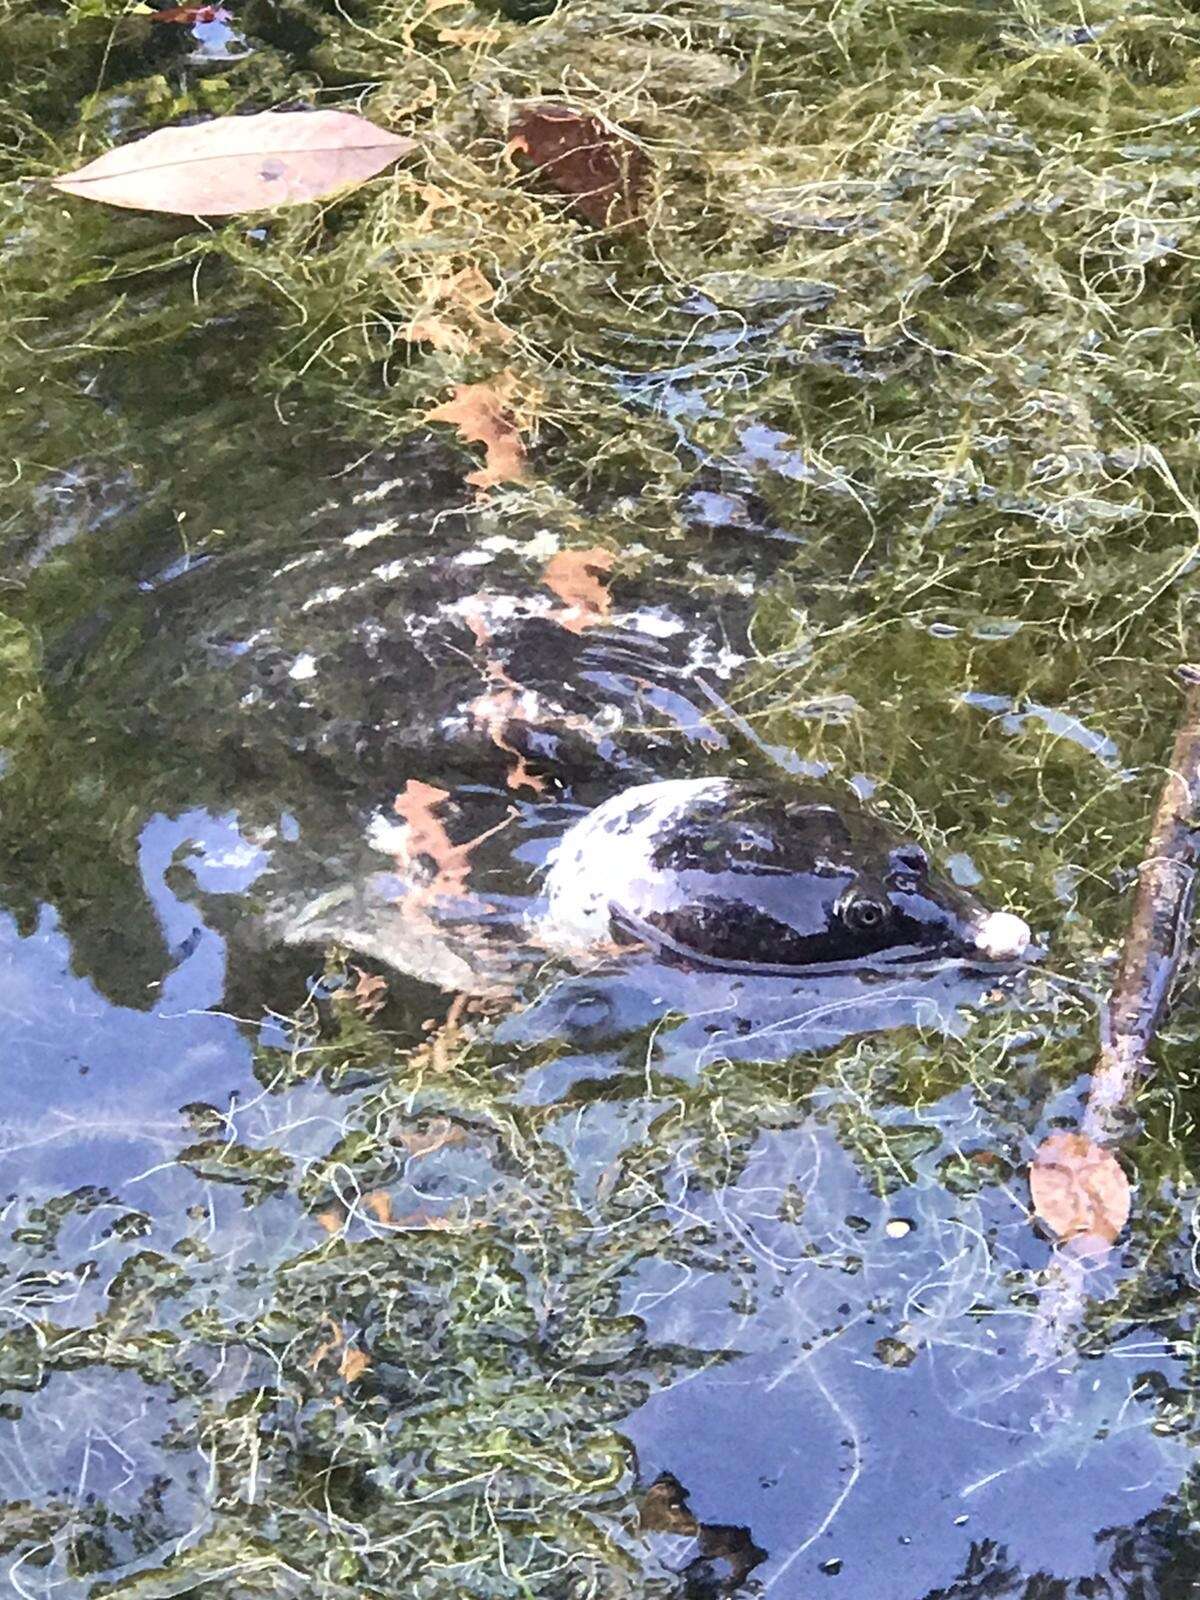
[338,1345,371,1384]
[425,374,527,489]
[149,5,230,22]
[1029,1132,1131,1255]
[51,109,416,216]
[510,104,649,227]
[541,547,614,633]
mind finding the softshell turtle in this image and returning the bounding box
[541,778,1029,975]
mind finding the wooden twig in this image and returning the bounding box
[1082,666,1200,1139]
[1027,668,1200,1361]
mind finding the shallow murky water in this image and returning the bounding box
[5,0,1200,1594]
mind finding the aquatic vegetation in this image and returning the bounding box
[1,0,1200,1592]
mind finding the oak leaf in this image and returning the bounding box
[349,965,388,1018]
[403,265,510,354]
[425,374,527,489]
[390,779,514,911]
[542,547,614,633]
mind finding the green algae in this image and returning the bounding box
[3,0,1200,1593]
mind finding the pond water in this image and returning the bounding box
[3,0,1200,1594]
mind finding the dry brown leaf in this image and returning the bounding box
[403,264,510,355]
[457,602,545,791]
[315,1206,346,1235]
[404,317,472,355]
[461,604,492,649]
[393,780,466,893]
[307,1318,344,1370]
[438,23,503,44]
[390,780,514,912]
[349,965,388,1018]
[338,1344,371,1384]
[1029,1131,1131,1254]
[363,1190,394,1225]
[425,374,527,490]
[510,104,649,227]
[469,684,546,793]
[52,109,415,216]
[446,264,498,307]
[394,1115,467,1161]
[389,1207,485,1231]
[542,547,614,633]
[412,991,473,1074]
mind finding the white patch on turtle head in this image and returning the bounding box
[968,909,1031,961]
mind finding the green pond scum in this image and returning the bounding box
[2,0,1200,1593]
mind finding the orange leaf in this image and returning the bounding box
[404,264,510,355]
[394,1116,466,1160]
[338,1344,371,1383]
[390,779,514,910]
[1029,1132,1131,1255]
[363,1189,394,1224]
[349,965,388,1018]
[53,109,416,217]
[469,684,546,792]
[541,547,614,633]
[150,4,229,21]
[425,375,527,490]
[307,1318,344,1370]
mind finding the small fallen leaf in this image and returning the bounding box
[510,104,649,227]
[541,547,614,633]
[1029,1131,1131,1254]
[363,1189,394,1224]
[52,108,416,216]
[390,779,514,911]
[348,965,388,1018]
[470,682,546,792]
[150,4,230,21]
[338,1344,371,1383]
[388,1207,485,1231]
[425,374,527,490]
[393,1115,466,1161]
[403,263,510,354]
[404,316,472,355]
[307,1318,344,1370]
[437,22,503,44]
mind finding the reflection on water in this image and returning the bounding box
[0,762,1196,1593]
[0,427,1197,1592]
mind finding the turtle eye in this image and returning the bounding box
[843,895,888,933]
